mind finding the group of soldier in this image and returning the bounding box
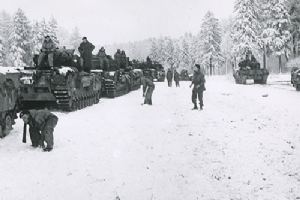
[21,35,205,152]
[166,68,180,87]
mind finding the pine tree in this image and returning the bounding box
[262,0,292,73]
[0,37,4,66]
[48,17,59,46]
[0,11,13,66]
[69,27,81,50]
[199,11,223,75]
[31,21,44,54]
[231,0,262,62]
[8,8,32,67]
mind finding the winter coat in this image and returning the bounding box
[28,109,58,131]
[41,39,56,52]
[174,71,180,82]
[192,70,205,91]
[166,70,173,81]
[78,41,95,58]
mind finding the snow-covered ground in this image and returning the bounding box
[0,75,299,200]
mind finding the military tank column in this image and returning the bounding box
[91,47,142,98]
[233,54,269,84]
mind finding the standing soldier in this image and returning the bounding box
[190,64,206,110]
[20,110,58,152]
[142,70,155,105]
[114,49,122,69]
[166,68,173,87]
[174,69,180,87]
[78,37,95,73]
[38,35,56,69]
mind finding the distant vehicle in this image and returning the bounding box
[132,58,165,82]
[233,55,269,84]
[0,68,20,137]
[291,67,300,91]
[19,48,102,111]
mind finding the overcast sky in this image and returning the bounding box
[1,0,235,45]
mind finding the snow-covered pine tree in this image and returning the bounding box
[179,33,194,71]
[8,8,32,68]
[231,0,262,63]
[286,0,300,57]
[0,37,4,66]
[31,21,44,54]
[69,27,81,51]
[199,11,223,75]
[0,11,13,66]
[262,0,292,73]
[149,38,166,64]
[48,17,59,46]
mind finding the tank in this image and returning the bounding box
[291,67,300,91]
[19,48,102,111]
[233,55,269,84]
[91,49,139,98]
[132,58,165,82]
[0,68,20,137]
[180,69,192,81]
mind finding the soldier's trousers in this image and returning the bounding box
[80,57,91,73]
[41,116,58,149]
[144,86,155,105]
[38,52,53,67]
[192,88,204,108]
[175,81,180,87]
[167,80,172,87]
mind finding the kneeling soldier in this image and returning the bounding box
[20,110,58,152]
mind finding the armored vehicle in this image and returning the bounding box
[19,49,102,111]
[91,48,138,98]
[0,68,20,137]
[291,67,300,91]
[233,55,269,84]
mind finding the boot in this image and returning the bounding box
[192,104,198,110]
[43,147,53,152]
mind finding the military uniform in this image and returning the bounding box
[38,38,56,68]
[166,69,173,87]
[191,70,205,110]
[78,40,95,72]
[174,70,180,87]
[24,110,58,150]
[142,72,155,105]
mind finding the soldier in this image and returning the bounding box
[38,35,56,68]
[166,68,173,87]
[78,37,95,73]
[174,69,180,87]
[20,109,58,152]
[142,70,155,105]
[114,49,122,69]
[190,64,205,110]
[97,47,109,70]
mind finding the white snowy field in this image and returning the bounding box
[0,75,300,200]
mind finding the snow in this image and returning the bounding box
[0,75,300,200]
[58,66,75,75]
[0,66,21,74]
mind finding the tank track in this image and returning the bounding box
[53,89,101,111]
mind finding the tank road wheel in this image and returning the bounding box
[3,114,13,136]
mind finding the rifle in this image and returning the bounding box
[22,123,27,143]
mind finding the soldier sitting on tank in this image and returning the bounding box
[238,54,252,70]
[250,55,260,70]
[114,49,122,69]
[78,37,95,73]
[38,35,56,69]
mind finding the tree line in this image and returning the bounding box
[0,9,82,68]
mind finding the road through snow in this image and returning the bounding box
[0,75,299,200]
